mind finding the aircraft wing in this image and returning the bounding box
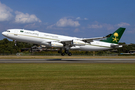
[81,37,106,42]
[60,37,106,46]
[60,39,86,46]
[60,40,73,46]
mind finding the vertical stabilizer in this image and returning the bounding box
[101,27,125,44]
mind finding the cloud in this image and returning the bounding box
[56,17,80,27]
[87,21,115,31]
[87,21,130,30]
[15,11,41,24]
[117,22,130,27]
[47,17,80,30]
[88,21,103,29]
[84,18,88,20]
[47,24,54,29]
[0,2,41,25]
[76,17,81,20]
[74,28,79,32]
[24,23,39,29]
[0,2,13,21]
[102,23,115,30]
[76,17,88,20]
[88,24,103,29]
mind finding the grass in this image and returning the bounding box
[0,63,135,90]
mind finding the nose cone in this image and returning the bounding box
[2,32,7,36]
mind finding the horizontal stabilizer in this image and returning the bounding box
[81,37,106,43]
[111,44,123,48]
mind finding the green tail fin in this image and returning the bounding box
[101,27,125,44]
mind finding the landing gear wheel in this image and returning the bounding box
[58,48,62,53]
[68,52,72,56]
[61,53,65,56]
[65,50,69,54]
[58,50,61,53]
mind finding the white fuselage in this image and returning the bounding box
[2,29,116,51]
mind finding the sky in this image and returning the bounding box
[0,0,135,44]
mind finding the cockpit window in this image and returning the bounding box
[7,30,10,32]
[20,30,24,32]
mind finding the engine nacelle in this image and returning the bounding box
[72,40,86,46]
[41,41,50,46]
[41,41,63,47]
[51,42,63,47]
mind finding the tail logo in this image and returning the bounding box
[112,32,119,42]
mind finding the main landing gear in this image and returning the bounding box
[58,48,72,56]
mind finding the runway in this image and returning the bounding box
[0,58,135,63]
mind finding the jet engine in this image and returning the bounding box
[50,42,63,47]
[72,40,86,46]
[41,41,63,47]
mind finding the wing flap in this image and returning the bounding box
[60,40,73,44]
[60,40,73,47]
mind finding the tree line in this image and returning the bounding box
[0,38,135,55]
[0,38,32,55]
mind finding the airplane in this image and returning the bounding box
[2,27,125,56]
